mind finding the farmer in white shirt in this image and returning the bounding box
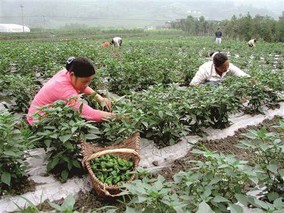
[190,52,250,86]
[248,39,256,47]
[111,37,122,47]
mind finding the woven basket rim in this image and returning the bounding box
[86,148,140,162]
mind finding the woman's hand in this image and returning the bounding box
[114,114,131,122]
[99,97,112,111]
[90,91,112,111]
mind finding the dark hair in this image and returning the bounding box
[65,57,95,77]
[209,51,217,57]
[212,52,228,67]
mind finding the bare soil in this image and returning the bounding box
[0,178,36,198]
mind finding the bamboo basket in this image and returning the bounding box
[80,132,141,197]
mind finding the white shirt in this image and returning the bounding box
[190,61,250,86]
[112,37,122,46]
[248,39,256,47]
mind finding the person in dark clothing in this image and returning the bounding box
[215,28,222,44]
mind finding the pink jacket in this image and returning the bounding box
[27,69,102,124]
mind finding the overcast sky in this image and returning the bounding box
[0,0,283,28]
[231,0,283,8]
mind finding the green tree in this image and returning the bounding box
[276,11,284,42]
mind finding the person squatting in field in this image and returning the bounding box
[111,37,122,47]
[101,41,110,47]
[27,56,114,125]
[248,39,257,47]
[189,52,250,86]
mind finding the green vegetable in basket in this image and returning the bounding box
[90,154,134,186]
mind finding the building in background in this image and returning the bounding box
[0,24,30,33]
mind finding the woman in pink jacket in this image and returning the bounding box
[27,57,113,125]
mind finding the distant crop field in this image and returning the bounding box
[1,29,283,143]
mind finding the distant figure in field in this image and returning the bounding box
[215,28,222,44]
[101,41,110,47]
[111,37,122,47]
[248,39,256,47]
[189,52,250,86]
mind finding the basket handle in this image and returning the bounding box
[86,148,140,162]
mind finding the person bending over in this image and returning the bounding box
[248,39,256,47]
[27,56,113,125]
[189,52,250,86]
[111,37,122,47]
[101,41,110,47]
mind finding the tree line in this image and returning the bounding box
[169,12,284,42]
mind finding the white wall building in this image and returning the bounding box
[0,24,30,33]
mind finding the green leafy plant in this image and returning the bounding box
[245,84,279,114]
[121,175,188,213]
[48,195,78,213]
[236,194,284,213]
[237,121,284,202]
[87,94,141,146]
[1,74,38,113]
[129,85,190,146]
[0,109,33,196]
[33,99,101,182]
[173,149,257,212]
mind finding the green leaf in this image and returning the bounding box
[196,201,214,213]
[50,133,59,139]
[137,195,148,203]
[229,204,243,213]
[71,126,78,134]
[64,141,74,150]
[209,177,221,185]
[1,172,11,186]
[253,198,269,209]
[238,140,257,149]
[273,197,284,208]
[3,150,17,157]
[259,143,269,151]
[267,192,279,202]
[191,149,205,155]
[212,195,229,203]
[125,206,136,213]
[158,111,163,118]
[48,202,62,211]
[267,164,278,174]
[61,195,75,211]
[79,103,84,113]
[44,139,51,148]
[73,160,81,168]
[235,194,249,206]
[47,157,60,171]
[85,134,100,140]
[59,134,72,143]
[279,169,284,177]
[61,170,68,181]
[141,121,148,128]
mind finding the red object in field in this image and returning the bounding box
[101,42,110,47]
